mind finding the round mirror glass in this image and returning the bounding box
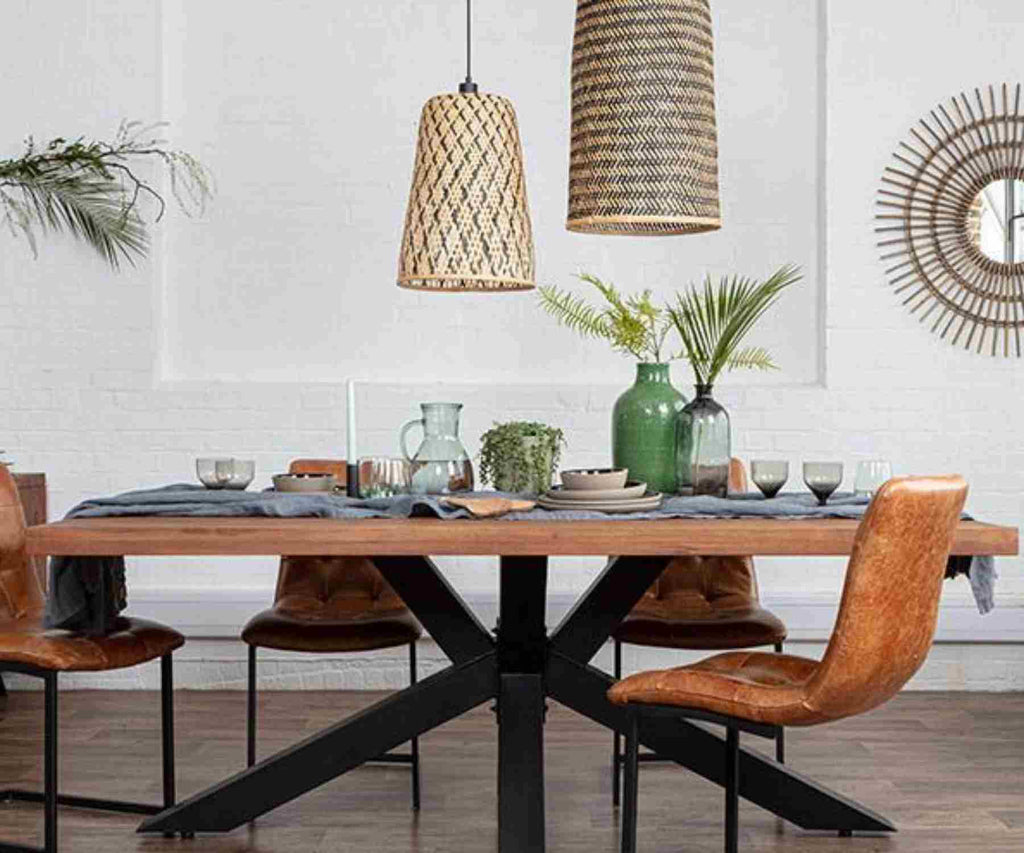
[969,179,1024,263]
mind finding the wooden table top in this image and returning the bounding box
[25,516,1018,558]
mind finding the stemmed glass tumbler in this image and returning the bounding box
[751,461,789,499]
[803,462,843,506]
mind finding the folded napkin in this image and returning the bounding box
[442,496,537,518]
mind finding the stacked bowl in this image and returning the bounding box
[538,469,663,513]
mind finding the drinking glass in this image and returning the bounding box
[750,460,789,499]
[196,458,255,490]
[197,458,234,489]
[803,462,843,506]
[358,457,411,498]
[854,460,892,497]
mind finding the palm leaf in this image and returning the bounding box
[1,123,212,269]
[669,264,801,385]
[727,346,778,371]
[8,171,148,269]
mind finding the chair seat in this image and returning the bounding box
[242,606,423,653]
[613,605,787,650]
[0,615,184,673]
[608,650,825,727]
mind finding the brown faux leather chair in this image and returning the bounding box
[611,459,788,805]
[241,459,424,808]
[0,466,184,853]
[610,475,968,853]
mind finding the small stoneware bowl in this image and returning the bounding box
[272,472,337,493]
[560,468,629,491]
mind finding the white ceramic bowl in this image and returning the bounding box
[560,468,629,491]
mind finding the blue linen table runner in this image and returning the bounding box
[45,485,997,632]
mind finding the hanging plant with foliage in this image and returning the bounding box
[0,121,212,270]
[538,274,675,363]
[478,421,566,495]
[668,264,802,387]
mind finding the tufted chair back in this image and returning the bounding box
[634,459,759,618]
[272,460,407,619]
[0,465,45,621]
[804,475,966,722]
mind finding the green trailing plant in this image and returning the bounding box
[538,274,674,363]
[668,264,802,387]
[0,121,213,270]
[478,421,566,495]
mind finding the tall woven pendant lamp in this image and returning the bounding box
[397,0,535,292]
[567,0,722,236]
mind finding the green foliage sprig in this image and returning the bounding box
[668,264,802,387]
[478,421,566,495]
[538,274,674,363]
[0,121,213,270]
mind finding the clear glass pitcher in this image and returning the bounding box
[400,402,475,495]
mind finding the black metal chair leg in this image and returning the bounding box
[247,645,257,769]
[612,637,622,808]
[161,655,175,809]
[44,672,58,853]
[1,660,186,849]
[773,642,786,764]
[409,641,421,812]
[621,708,639,853]
[725,726,739,853]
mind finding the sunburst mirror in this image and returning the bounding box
[877,84,1024,357]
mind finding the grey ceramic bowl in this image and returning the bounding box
[560,468,629,491]
[272,473,337,493]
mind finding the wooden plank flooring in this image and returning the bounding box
[1,690,1022,851]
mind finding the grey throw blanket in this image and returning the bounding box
[45,485,997,632]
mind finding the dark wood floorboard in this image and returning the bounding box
[1,690,1022,851]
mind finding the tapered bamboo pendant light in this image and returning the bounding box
[567,0,722,236]
[397,0,535,292]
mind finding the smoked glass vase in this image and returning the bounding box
[676,385,731,497]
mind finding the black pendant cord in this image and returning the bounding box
[459,0,478,93]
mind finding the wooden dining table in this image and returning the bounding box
[27,516,1018,852]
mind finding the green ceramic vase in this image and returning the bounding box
[612,363,688,494]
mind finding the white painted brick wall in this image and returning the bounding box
[1,0,1022,691]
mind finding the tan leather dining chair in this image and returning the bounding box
[609,475,968,853]
[611,459,788,805]
[241,459,423,808]
[0,466,185,853]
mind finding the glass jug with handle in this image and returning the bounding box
[399,402,475,495]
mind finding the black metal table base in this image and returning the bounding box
[139,555,896,849]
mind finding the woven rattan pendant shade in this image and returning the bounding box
[567,0,722,236]
[397,92,536,292]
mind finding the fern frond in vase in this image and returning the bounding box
[538,273,675,363]
[0,121,213,270]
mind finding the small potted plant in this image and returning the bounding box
[478,422,565,495]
